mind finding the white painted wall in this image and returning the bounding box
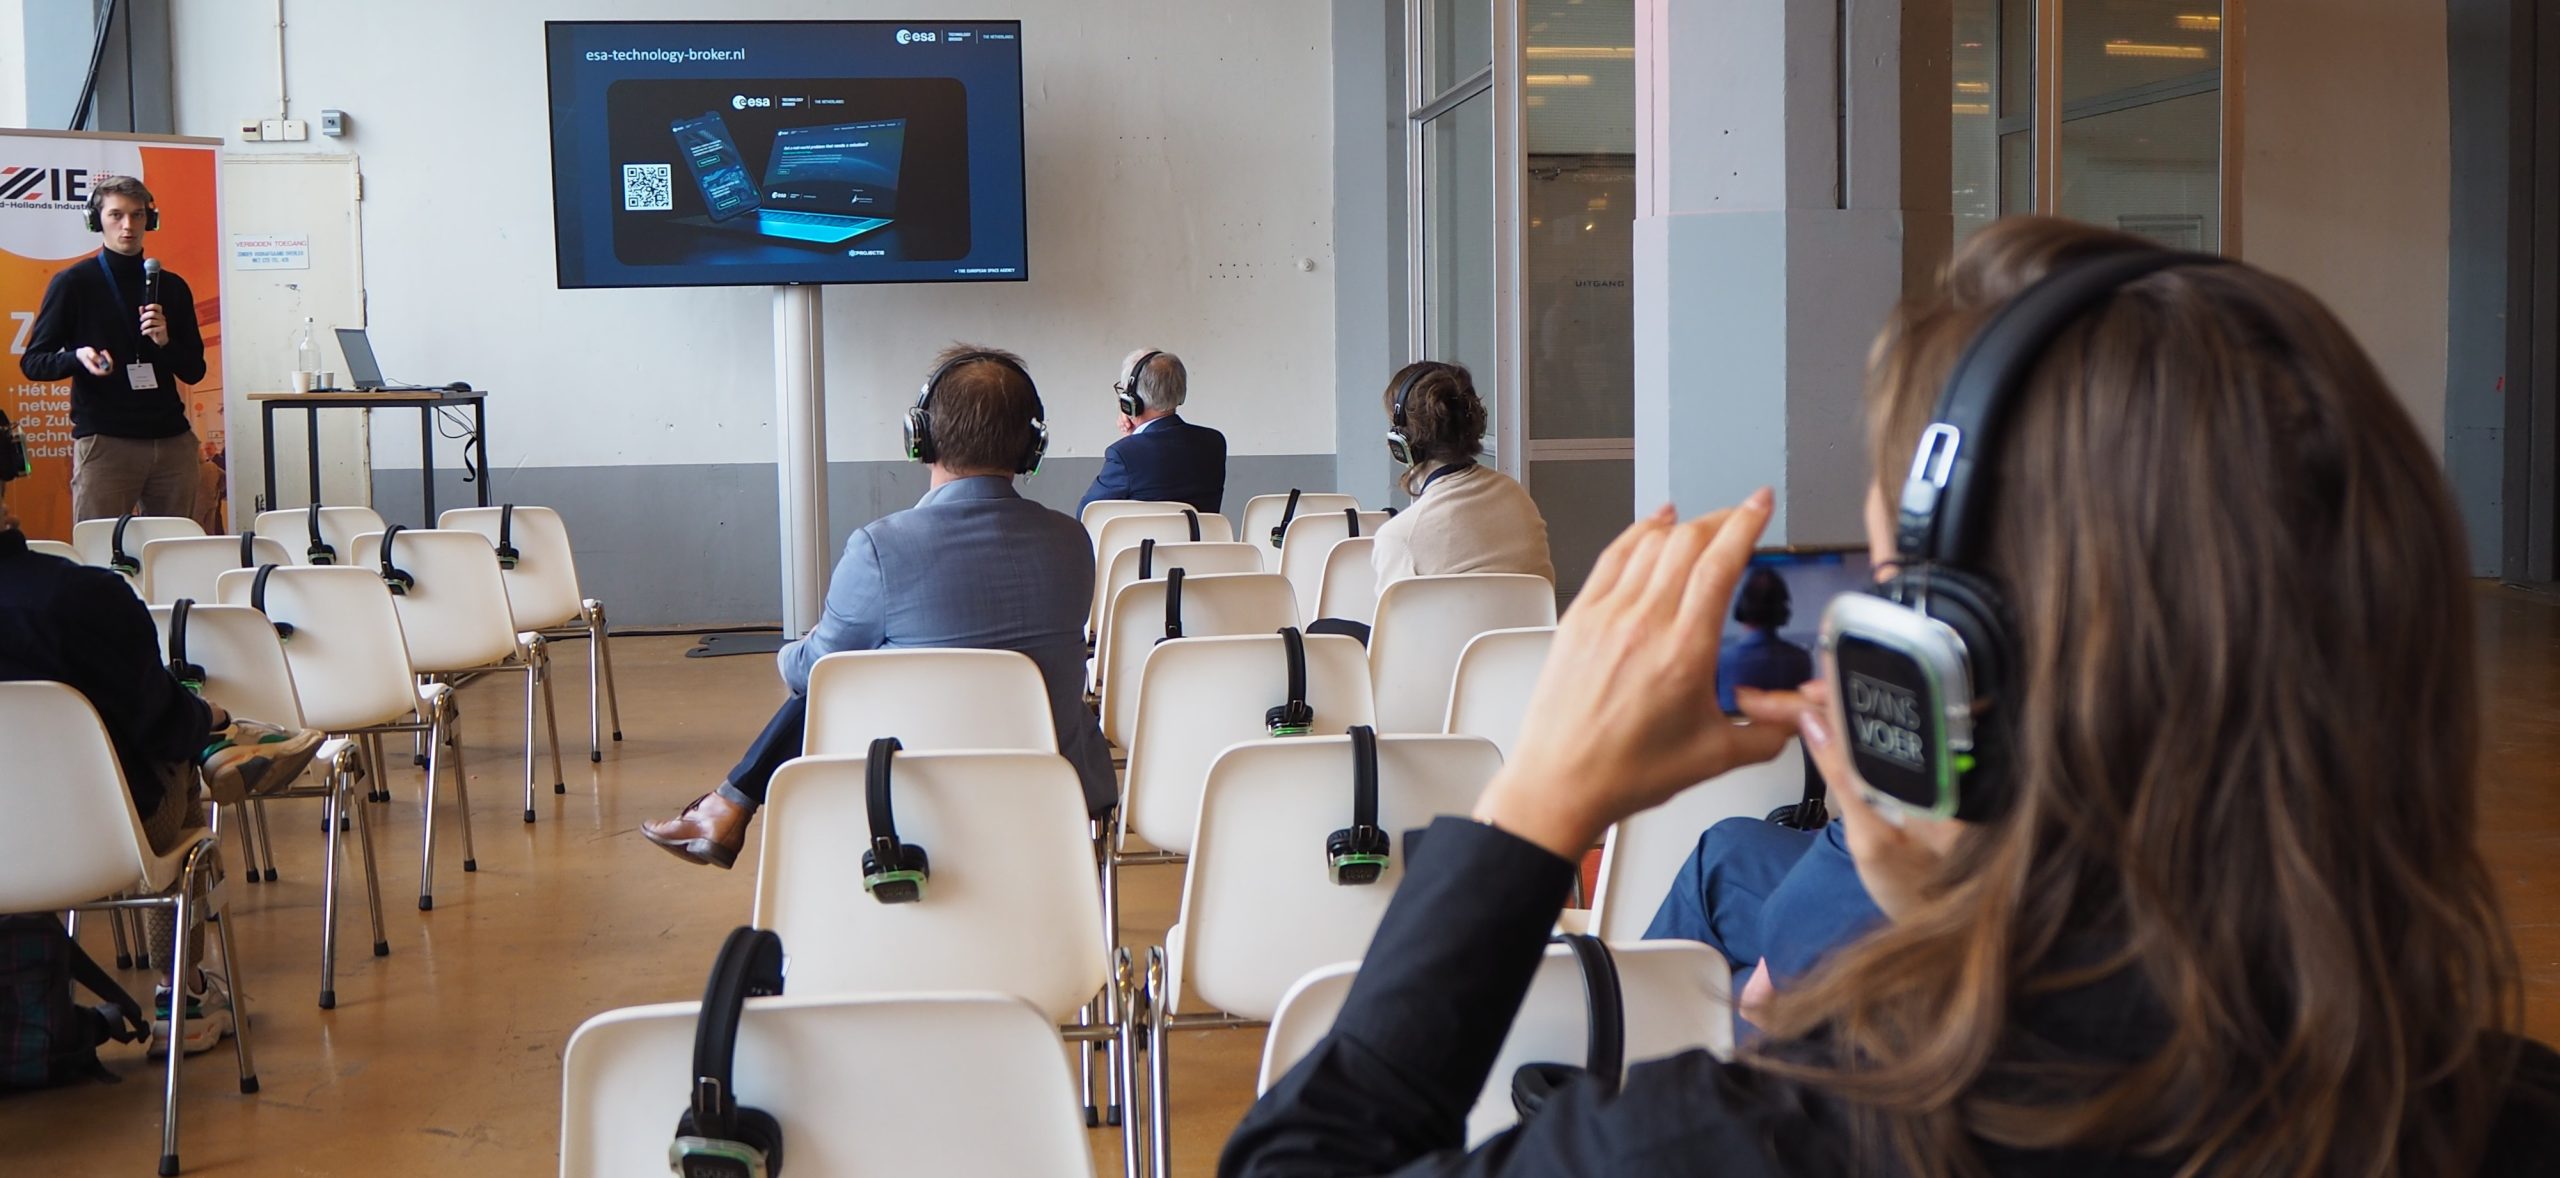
[169,1,1336,474]
[0,0,26,129]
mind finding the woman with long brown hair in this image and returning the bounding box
[1222,217,2559,1175]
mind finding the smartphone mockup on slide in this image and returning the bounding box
[671,112,760,222]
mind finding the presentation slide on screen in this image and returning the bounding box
[546,22,1026,289]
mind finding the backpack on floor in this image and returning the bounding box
[0,913,148,1089]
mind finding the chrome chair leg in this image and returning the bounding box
[318,784,343,1009]
[521,656,540,823]
[541,644,567,795]
[254,797,282,879]
[592,601,624,747]
[353,771,389,958]
[108,897,133,969]
[212,867,259,1093]
[1147,947,1171,1178]
[450,701,478,875]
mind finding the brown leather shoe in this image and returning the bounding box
[641,791,752,869]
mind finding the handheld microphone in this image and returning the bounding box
[142,257,161,306]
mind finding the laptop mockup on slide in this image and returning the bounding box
[668,112,902,245]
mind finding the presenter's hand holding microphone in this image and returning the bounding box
[138,257,169,347]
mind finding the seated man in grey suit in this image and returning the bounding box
[643,344,1115,868]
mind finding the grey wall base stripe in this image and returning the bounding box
[371,453,1338,627]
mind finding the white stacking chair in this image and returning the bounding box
[1278,509,1392,622]
[71,514,204,586]
[26,537,78,561]
[801,648,1057,756]
[561,992,1094,1178]
[1586,742,1810,942]
[1089,540,1262,689]
[1135,731,1502,1176]
[0,681,259,1176]
[216,565,470,911]
[1240,491,1359,572]
[1079,498,1185,551]
[1096,571,1298,749]
[355,528,566,824]
[151,602,385,1008]
[252,504,386,568]
[440,506,624,762]
[1258,940,1734,1146]
[1369,573,1559,733]
[1089,510,1238,639]
[1313,536,1380,626]
[1443,627,1557,760]
[141,534,293,606]
[755,751,1120,1122]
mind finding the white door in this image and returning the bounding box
[220,153,368,514]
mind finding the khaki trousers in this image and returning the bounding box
[72,430,200,522]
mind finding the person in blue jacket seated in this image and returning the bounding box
[643,344,1115,868]
[1221,217,2559,1176]
[1077,347,1227,517]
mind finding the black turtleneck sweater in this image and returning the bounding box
[18,248,206,440]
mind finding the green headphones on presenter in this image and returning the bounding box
[901,351,1049,475]
[1819,247,2227,825]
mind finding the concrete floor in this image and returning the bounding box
[7,584,2559,1176]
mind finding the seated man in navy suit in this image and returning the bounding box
[1077,348,1228,516]
[643,344,1116,868]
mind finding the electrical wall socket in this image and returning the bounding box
[280,119,308,141]
[239,118,263,141]
[260,119,286,140]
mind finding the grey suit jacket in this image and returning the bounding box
[779,476,1116,814]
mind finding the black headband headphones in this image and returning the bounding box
[670,926,787,1178]
[84,186,161,233]
[1264,626,1315,737]
[306,502,335,565]
[1269,488,1302,549]
[1509,933,1626,1118]
[902,351,1049,475]
[860,737,932,904]
[1384,363,1453,467]
[1158,567,1187,645]
[108,513,140,575]
[0,408,28,482]
[166,598,206,692]
[1828,248,2225,824]
[1117,350,1163,419]
[494,503,520,570]
[238,530,259,569]
[249,563,294,641]
[1326,725,1392,886]
[377,525,415,596]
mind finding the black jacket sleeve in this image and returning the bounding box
[155,272,207,384]
[56,568,212,769]
[19,267,84,382]
[1220,817,1850,1178]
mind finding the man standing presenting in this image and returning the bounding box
[19,174,208,521]
[1077,348,1227,516]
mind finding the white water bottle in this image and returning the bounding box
[294,317,318,392]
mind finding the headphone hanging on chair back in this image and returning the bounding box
[1117,350,1163,419]
[1158,567,1187,645]
[84,188,160,233]
[249,563,294,641]
[1510,933,1626,1117]
[306,502,336,565]
[377,525,416,596]
[108,513,140,575]
[237,530,260,569]
[1270,488,1302,549]
[1821,248,2225,825]
[166,598,206,691]
[1326,725,1391,885]
[669,926,787,1178]
[902,351,1049,475]
[860,737,932,904]
[494,504,520,570]
[1264,627,1314,737]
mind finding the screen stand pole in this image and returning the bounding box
[773,284,830,639]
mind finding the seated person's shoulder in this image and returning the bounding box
[2488,1036,2560,1163]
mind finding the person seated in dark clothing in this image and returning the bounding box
[1715,566,1813,713]
[645,345,1115,868]
[1077,348,1228,516]
[0,465,325,1057]
[1221,219,2560,1176]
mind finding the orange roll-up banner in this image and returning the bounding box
[1,130,226,539]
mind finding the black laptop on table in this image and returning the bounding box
[333,328,466,393]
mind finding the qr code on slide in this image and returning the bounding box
[622,163,673,212]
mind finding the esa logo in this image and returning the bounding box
[730,94,772,111]
[895,28,939,45]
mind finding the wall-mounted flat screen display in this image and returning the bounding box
[545,20,1027,289]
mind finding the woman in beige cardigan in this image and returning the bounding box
[1370,361,1556,596]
